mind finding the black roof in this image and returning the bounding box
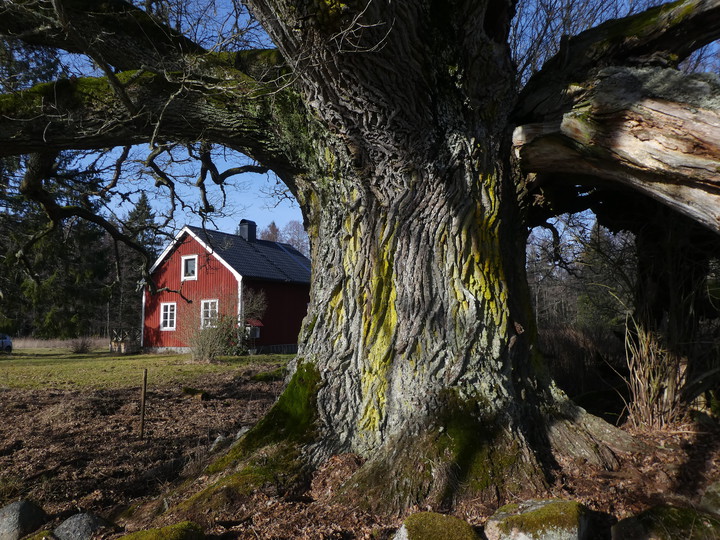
[186,226,311,284]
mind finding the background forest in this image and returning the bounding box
[0,187,307,339]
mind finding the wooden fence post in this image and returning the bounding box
[139,368,147,440]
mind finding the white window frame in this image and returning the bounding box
[160,302,177,331]
[201,299,219,328]
[181,255,198,281]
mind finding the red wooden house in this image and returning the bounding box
[142,220,311,352]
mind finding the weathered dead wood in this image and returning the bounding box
[514,67,720,231]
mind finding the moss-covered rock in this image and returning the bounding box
[612,505,720,540]
[394,512,481,540]
[485,499,591,540]
[118,521,204,539]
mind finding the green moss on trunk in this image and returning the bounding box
[336,393,545,514]
[165,362,321,524]
[207,361,321,473]
[171,442,306,522]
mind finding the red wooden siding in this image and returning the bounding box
[244,279,311,347]
[143,234,239,348]
[143,231,311,350]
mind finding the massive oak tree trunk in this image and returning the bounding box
[297,139,550,504]
[237,0,630,510]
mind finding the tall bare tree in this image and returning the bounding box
[0,0,719,512]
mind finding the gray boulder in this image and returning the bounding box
[611,505,720,540]
[53,513,114,540]
[0,500,48,540]
[485,499,591,540]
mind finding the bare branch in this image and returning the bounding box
[100,145,132,196]
[515,0,720,123]
[16,151,159,291]
[0,0,205,72]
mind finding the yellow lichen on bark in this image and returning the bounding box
[446,172,510,356]
[358,224,398,439]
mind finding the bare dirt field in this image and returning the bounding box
[0,362,285,533]
[0,357,718,539]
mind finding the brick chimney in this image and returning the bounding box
[238,219,257,242]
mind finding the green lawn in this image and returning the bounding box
[0,349,292,389]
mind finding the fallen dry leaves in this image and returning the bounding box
[0,366,718,539]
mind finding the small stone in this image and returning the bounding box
[0,500,48,540]
[235,426,250,440]
[53,513,114,540]
[210,434,228,452]
[485,499,591,540]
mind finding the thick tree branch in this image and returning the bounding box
[514,0,720,124]
[514,67,720,231]
[0,0,205,72]
[0,65,303,178]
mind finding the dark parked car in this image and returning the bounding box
[0,334,12,353]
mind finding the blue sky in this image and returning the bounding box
[201,171,303,234]
[151,168,303,236]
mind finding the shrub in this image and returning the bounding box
[70,336,93,354]
[623,317,686,429]
[188,315,242,363]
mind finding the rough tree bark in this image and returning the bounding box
[0,0,718,512]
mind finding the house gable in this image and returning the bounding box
[184,226,310,284]
[143,231,242,349]
[142,224,311,351]
[150,226,243,283]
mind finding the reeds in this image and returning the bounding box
[623,316,686,429]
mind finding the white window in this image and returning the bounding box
[160,302,176,331]
[201,299,219,328]
[245,326,260,340]
[181,255,198,280]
